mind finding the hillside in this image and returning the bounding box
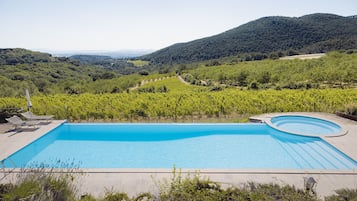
[140,13,357,64]
[0,48,54,65]
[1,50,356,122]
[0,48,175,97]
[69,55,112,64]
[69,55,142,75]
[69,54,170,75]
[183,51,357,89]
[0,48,122,96]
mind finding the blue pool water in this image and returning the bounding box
[271,116,342,136]
[2,123,357,170]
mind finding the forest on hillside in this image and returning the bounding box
[141,14,357,64]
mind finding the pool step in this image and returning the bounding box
[313,141,356,169]
[287,141,325,169]
[302,142,339,169]
[280,140,356,170]
[276,140,311,168]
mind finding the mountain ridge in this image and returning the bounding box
[140,13,357,64]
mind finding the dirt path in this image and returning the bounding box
[129,76,175,90]
[280,53,325,60]
[177,75,190,85]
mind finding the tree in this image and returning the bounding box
[250,81,259,90]
[139,71,149,76]
[259,71,271,84]
[236,71,249,86]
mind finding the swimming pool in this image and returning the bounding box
[269,115,344,136]
[2,123,356,170]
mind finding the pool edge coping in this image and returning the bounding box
[2,168,357,175]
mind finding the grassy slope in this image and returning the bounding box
[185,52,357,88]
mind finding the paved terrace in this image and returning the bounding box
[0,120,66,162]
[0,113,356,199]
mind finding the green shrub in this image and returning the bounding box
[344,103,357,116]
[103,192,130,201]
[1,168,354,201]
[1,168,77,201]
[156,169,319,201]
[249,81,259,89]
[132,192,154,201]
[158,170,223,201]
[325,189,357,201]
[0,106,22,123]
[208,86,223,91]
[2,179,42,201]
[246,183,319,201]
[79,194,98,201]
[0,184,14,198]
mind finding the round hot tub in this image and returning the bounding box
[268,115,346,137]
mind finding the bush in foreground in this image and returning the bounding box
[325,188,357,201]
[1,168,357,201]
[156,170,319,201]
[1,169,77,201]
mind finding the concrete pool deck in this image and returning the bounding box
[0,120,67,162]
[0,113,356,198]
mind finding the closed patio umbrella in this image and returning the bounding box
[25,89,32,111]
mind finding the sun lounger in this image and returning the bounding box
[5,115,40,131]
[21,111,54,121]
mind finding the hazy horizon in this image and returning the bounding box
[48,49,155,58]
[1,0,356,52]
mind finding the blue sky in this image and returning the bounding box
[0,0,356,51]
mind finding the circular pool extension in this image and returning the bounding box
[268,115,346,137]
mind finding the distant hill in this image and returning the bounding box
[69,55,113,64]
[0,48,122,96]
[0,48,54,65]
[140,13,357,64]
[69,54,150,75]
[53,50,154,58]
